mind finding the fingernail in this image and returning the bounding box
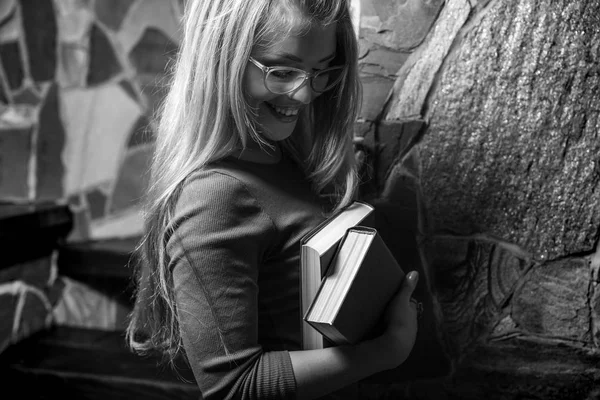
[408,271,419,282]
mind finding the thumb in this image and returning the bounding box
[398,271,419,304]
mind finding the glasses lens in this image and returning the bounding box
[266,68,306,94]
[311,66,345,93]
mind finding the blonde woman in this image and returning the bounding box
[126,0,420,399]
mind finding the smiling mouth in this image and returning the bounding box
[266,102,300,117]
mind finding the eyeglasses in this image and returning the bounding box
[249,57,347,95]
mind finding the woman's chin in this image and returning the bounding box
[260,122,297,142]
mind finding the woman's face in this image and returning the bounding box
[244,22,338,142]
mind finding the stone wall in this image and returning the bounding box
[361,0,600,398]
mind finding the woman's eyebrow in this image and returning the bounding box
[274,52,337,63]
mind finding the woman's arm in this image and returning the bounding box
[290,271,419,400]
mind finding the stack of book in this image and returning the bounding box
[300,200,452,383]
[304,226,405,345]
[300,200,406,349]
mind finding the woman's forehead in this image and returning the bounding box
[257,23,338,64]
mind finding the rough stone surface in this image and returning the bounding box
[36,83,65,200]
[386,0,472,120]
[444,338,600,400]
[512,258,591,343]
[20,0,56,82]
[377,119,425,185]
[427,238,533,357]
[87,23,122,85]
[419,0,600,260]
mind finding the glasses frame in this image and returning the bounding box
[248,56,347,95]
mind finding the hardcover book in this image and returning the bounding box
[300,200,374,350]
[304,226,404,345]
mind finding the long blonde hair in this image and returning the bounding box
[126,0,362,366]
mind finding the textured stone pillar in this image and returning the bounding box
[378,0,600,398]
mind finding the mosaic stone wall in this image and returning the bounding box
[0,0,182,241]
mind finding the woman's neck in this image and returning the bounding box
[232,140,282,164]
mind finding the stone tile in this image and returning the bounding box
[65,200,91,242]
[129,27,178,114]
[118,79,139,103]
[386,0,471,119]
[86,187,108,220]
[12,86,40,105]
[110,145,152,214]
[53,0,94,42]
[127,115,153,147]
[20,0,57,82]
[362,0,445,51]
[359,46,410,77]
[135,73,169,116]
[0,282,53,353]
[0,81,7,104]
[512,258,591,343]
[0,256,52,286]
[94,0,136,31]
[87,24,122,85]
[36,83,65,200]
[0,290,18,352]
[57,42,89,88]
[359,74,394,121]
[0,0,15,23]
[119,0,181,54]
[90,207,143,240]
[129,27,178,75]
[0,1,18,43]
[67,193,81,207]
[0,41,23,90]
[60,84,142,196]
[53,277,128,330]
[0,126,31,200]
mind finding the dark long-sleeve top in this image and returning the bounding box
[166,152,329,399]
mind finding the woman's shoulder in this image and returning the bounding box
[178,163,258,206]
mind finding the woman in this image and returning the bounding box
[126,1,419,399]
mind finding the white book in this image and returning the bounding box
[299,200,374,349]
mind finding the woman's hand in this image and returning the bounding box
[371,271,420,370]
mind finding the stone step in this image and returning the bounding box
[0,201,72,269]
[0,326,202,400]
[56,236,142,303]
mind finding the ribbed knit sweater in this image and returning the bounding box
[167,152,330,399]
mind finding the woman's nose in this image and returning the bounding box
[288,80,315,105]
